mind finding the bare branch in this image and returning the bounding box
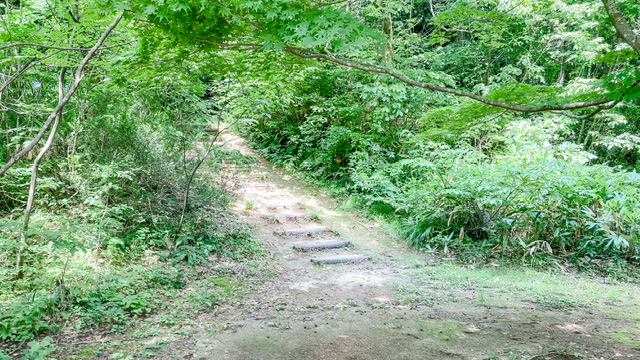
[15,67,67,278]
[550,101,619,120]
[0,40,136,52]
[194,37,618,113]
[0,11,125,176]
[550,80,639,120]
[313,0,355,7]
[195,38,261,50]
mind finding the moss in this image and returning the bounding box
[418,320,465,343]
[74,346,101,359]
[207,277,243,289]
[608,326,640,347]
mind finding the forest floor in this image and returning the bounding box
[67,133,640,360]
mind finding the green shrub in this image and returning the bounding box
[351,121,640,262]
[0,293,57,342]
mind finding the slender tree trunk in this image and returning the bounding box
[177,129,221,235]
[375,0,394,64]
[557,65,566,86]
[382,13,393,63]
[484,48,492,85]
[176,113,247,236]
[382,4,394,64]
[16,68,66,277]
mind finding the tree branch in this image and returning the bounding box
[0,11,125,176]
[550,80,640,119]
[550,101,619,120]
[313,0,355,7]
[0,40,136,52]
[195,38,261,50]
[17,68,67,276]
[283,46,615,113]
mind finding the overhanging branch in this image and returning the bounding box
[0,40,136,52]
[283,46,615,113]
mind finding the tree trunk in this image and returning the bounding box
[382,13,393,63]
[16,68,66,278]
[602,0,640,56]
[557,64,565,86]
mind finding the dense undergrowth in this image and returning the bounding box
[0,71,263,357]
[240,66,640,272]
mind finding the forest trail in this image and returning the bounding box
[158,132,640,360]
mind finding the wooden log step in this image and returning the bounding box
[244,182,277,187]
[262,201,300,208]
[261,213,312,219]
[190,124,220,134]
[220,164,250,169]
[235,173,269,178]
[249,191,291,197]
[277,228,331,235]
[293,241,351,251]
[310,255,373,264]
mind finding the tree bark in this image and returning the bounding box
[602,0,640,56]
[382,13,393,63]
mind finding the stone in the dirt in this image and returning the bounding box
[463,325,480,333]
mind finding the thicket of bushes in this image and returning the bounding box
[0,78,262,349]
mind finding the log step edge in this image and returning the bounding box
[310,255,373,264]
[278,228,331,235]
[235,173,269,178]
[293,241,351,251]
[244,182,277,187]
[262,213,312,219]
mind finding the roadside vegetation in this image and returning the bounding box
[233,0,640,274]
[1,4,264,357]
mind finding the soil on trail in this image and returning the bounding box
[159,133,640,360]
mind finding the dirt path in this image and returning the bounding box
[159,133,640,360]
